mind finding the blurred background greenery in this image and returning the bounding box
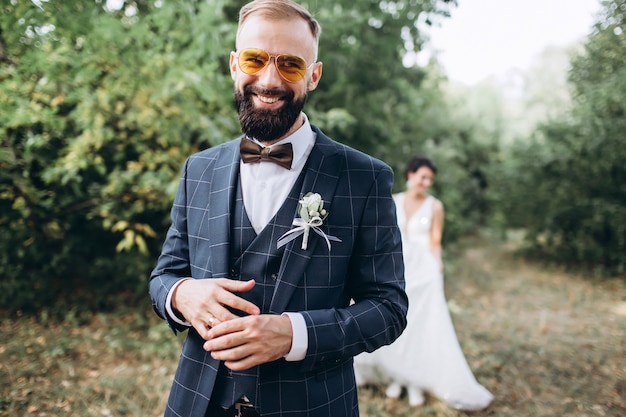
[1,0,624,313]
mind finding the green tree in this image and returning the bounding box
[490,0,626,274]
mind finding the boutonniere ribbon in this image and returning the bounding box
[277,192,341,250]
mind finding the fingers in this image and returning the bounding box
[203,315,293,370]
[218,277,257,293]
[203,279,260,325]
[212,279,261,319]
[172,278,261,339]
[191,313,219,340]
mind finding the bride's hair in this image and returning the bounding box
[404,155,437,180]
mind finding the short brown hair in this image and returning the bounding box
[237,0,321,43]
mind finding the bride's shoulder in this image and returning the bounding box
[430,196,444,213]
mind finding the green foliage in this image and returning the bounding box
[489,0,626,275]
[0,0,237,311]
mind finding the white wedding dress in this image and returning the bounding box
[354,193,493,411]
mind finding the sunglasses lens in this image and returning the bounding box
[238,48,308,82]
[238,48,270,75]
[276,55,307,82]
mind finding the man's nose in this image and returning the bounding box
[256,58,284,86]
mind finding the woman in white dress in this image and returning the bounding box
[354,156,493,411]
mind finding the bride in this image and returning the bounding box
[354,155,493,411]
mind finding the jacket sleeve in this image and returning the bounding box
[149,158,192,333]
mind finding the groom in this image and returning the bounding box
[149,1,408,416]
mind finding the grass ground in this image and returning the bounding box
[1,235,625,416]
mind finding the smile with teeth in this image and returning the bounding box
[257,95,281,104]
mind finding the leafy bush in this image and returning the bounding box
[0,0,237,311]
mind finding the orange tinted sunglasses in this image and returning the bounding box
[236,48,314,83]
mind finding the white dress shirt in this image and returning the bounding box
[166,113,315,362]
[240,113,315,234]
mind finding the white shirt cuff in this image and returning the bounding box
[165,279,192,327]
[282,312,308,361]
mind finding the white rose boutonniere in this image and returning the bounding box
[299,192,327,223]
[277,192,341,250]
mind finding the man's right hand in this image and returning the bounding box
[171,278,261,340]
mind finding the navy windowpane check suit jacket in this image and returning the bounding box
[149,125,408,417]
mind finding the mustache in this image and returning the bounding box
[244,84,294,100]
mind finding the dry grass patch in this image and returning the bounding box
[0,309,182,417]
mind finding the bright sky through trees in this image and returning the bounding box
[419,0,601,85]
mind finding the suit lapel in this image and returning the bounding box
[206,139,241,277]
[270,130,344,313]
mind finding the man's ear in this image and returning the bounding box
[229,51,238,80]
[307,62,323,91]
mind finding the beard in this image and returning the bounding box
[234,84,307,142]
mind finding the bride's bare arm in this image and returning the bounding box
[430,199,445,272]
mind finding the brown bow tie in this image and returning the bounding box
[240,138,293,170]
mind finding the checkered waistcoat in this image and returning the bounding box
[210,164,306,409]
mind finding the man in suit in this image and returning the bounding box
[149,1,408,416]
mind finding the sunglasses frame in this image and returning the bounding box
[236,48,315,83]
